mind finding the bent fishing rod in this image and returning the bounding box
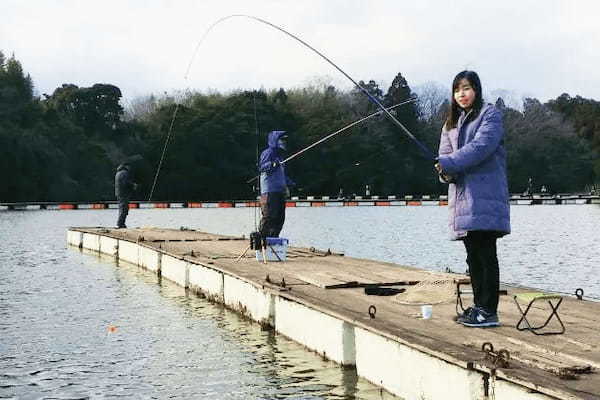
[187,15,436,161]
[150,15,437,200]
[246,97,417,184]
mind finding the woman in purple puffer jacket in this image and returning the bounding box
[435,70,510,328]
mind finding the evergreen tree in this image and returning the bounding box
[0,52,37,126]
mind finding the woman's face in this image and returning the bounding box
[453,78,476,110]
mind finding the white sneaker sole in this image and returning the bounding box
[461,321,500,328]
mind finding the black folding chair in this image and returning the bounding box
[514,292,565,335]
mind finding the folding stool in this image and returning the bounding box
[513,292,565,335]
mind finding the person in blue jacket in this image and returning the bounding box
[435,71,510,328]
[258,130,294,238]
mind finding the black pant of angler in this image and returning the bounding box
[117,199,129,228]
[463,231,500,314]
[259,191,286,238]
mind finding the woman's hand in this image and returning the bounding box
[435,162,455,183]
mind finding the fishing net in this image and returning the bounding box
[393,279,459,305]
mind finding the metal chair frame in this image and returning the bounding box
[514,293,565,335]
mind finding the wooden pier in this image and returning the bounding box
[67,227,600,400]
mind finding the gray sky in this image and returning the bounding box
[2,0,599,106]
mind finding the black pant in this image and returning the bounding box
[259,192,286,238]
[117,199,129,228]
[463,231,500,313]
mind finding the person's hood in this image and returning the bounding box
[117,154,142,171]
[267,130,287,149]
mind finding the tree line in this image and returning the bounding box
[0,51,598,202]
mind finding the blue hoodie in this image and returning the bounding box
[259,130,292,194]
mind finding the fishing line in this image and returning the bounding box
[147,103,181,201]
[252,92,260,231]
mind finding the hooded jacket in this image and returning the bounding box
[259,130,292,194]
[115,163,134,200]
[437,103,510,240]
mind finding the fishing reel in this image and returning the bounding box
[438,171,456,184]
[434,162,456,184]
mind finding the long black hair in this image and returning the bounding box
[444,70,484,130]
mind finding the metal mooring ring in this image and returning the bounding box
[498,349,511,362]
[368,305,377,319]
[575,288,584,300]
[482,342,494,353]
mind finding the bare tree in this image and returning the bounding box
[487,88,522,111]
[122,94,159,122]
[413,81,447,121]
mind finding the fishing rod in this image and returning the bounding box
[283,97,417,166]
[187,15,436,161]
[246,97,417,183]
[150,15,438,199]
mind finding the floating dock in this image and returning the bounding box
[67,227,599,400]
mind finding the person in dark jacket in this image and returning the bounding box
[258,130,294,238]
[115,163,137,228]
[435,71,510,328]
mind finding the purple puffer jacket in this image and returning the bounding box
[437,103,510,240]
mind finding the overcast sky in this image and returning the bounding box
[2,0,599,107]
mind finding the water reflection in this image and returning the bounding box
[0,213,398,399]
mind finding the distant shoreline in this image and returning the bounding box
[2,193,599,211]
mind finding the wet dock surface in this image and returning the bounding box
[72,227,600,399]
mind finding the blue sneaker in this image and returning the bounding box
[455,306,476,323]
[460,308,500,328]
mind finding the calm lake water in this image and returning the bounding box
[1,205,599,399]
